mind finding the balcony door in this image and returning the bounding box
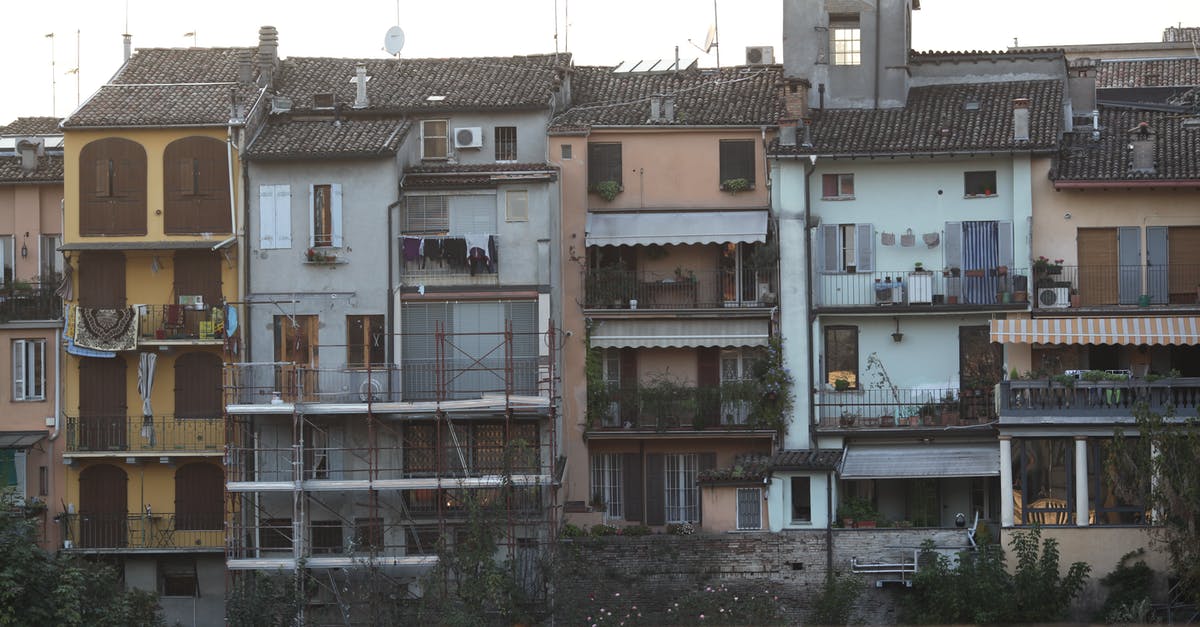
[959,326,1001,422]
[79,463,127,548]
[79,357,127,450]
[274,315,319,401]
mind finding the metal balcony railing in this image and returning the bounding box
[63,415,224,453]
[0,282,62,322]
[61,512,224,550]
[586,380,769,431]
[1031,264,1200,308]
[583,268,778,310]
[815,268,1031,308]
[998,378,1200,417]
[138,304,225,341]
[815,386,996,428]
[226,520,450,560]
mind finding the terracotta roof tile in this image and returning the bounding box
[245,118,411,160]
[551,65,786,128]
[110,47,254,84]
[0,117,62,135]
[771,79,1063,156]
[768,449,843,471]
[0,155,64,183]
[403,163,557,189]
[1052,107,1200,181]
[1096,58,1200,89]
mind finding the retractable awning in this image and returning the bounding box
[585,210,769,247]
[840,442,999,479]
[990,316,1200,345]
[589,318,769,348]
[0,431,45,449]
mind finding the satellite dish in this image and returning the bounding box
[384,26,405,56]
[703,25,716,53]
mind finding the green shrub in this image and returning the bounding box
[621,524,652,537]
[560,523,586,538]
[809,572,864,625]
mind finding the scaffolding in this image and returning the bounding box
[223,321,560,624]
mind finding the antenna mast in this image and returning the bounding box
[712,0,720,68]
[46,33,56,117]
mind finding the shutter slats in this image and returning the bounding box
[622,453,643,522]
[820,224,840,273]
[855,223,874,273]
[258,185,275,249]
[330,183,344,247]
[644,453,665,526]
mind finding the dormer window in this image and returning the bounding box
[313,93,335,109]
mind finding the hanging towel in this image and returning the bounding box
[402,236,421,262]
[63,311,116,358]
[225,304,238,337]
[465,234,490,260]
[487,235,498,273]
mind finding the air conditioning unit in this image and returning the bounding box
[1037,287,1071,309]
[745,46,775,65]
[454,127,483,149]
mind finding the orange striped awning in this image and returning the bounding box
[990,317,1200,345]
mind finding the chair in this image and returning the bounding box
[1026,497,1070,525]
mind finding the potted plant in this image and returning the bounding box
[594,180,621,202]
[834,378,851,392]
[721,177,751,193]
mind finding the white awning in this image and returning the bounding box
[840,442,999,479]
[991,316,1200,345]
[589,318,770,348]
[586,210,769,247]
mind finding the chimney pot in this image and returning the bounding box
[237,50,255,84]
[257,25,279,88]
[122,34,132,62]
[353,62,370,109]
[1012,98,1030,142]
[783,78,811,120]
[779,119,798,147]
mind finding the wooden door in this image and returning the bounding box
[79,464,128,548]
[78,252,126,309]
[79,357,128,450]
[1078,228,1118,306]
[174,462,223,530]
[174,352,223,419]
[959,326,1002,422]
[275,315,318,401]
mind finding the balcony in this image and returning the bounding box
[814,269,1030,311]
[1031,264,1200,309]
[63,415,223,455]
[0,282,62,322]
[399,234,499,285]
[583,268,778,310]
[815,387,996,429]
[62,512,224,551]
[137,304,225,344]
[998,378,1200,420]
[586,381,776,433]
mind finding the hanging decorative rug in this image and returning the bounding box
[74,306,139,351]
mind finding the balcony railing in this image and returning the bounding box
[587,381,770,431]
[583,268,778,310]
[815,386,996,428]
[399,234,500,279]
[998,378,1200,417]
[1031,264,1200,308]
[62,512,223,550]
[138,304,225,342]
[815,269,1030,309]
[63,415,224,453]
[0,282,63,322]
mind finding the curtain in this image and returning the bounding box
[138,352,157,442]
[962,221,999,305]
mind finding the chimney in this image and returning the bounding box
[779,119,798,147]
[16,139,41,173]
[649,94,674,123]
[1012,98,1030,142]
[237,50,255,84]
[257,25,279,88]
[663,95,675,122]
[783,78,810,120]
[122,34,132,62]
[1129,121,1156,174]
[353,62,369,109]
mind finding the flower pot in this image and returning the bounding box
[879,414,895,427]
[855,520,876,529]
[1070,294,1081,308]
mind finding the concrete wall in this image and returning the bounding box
[126,554,225,627]
[406,111,549,167]
[773,159,813,449]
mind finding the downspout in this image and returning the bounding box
[226,125,245,363]
[387,198,399,366]
[826,468,834,580]
[874,7,882,107]
[804,156,818,451]
[241,139,252,363]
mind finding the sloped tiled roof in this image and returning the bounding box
[245,118,411,160]
[109,47,254,84]
[0,117,62,135]
[1052,107,1200,182]
[1097,58,1200,89]
[550,65,785,129]
[0,155,64,183]
[403,162,558,189]
[771,79,1062,156]
[768,450,843,471]
[272,54,569,113]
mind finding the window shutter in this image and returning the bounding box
[644,453,665,526]
[697,452,717,524]
[94,160,110,196]
[855,223,874,272]
[1147,226,1168,304]
[1118,226,1142,305]
[12,340,26,401]
[997,221,1014,270]
[822,174,837,198]
[330,184,343,247]
[944,221,963,271]
[449,195,498,235]
[258,186,276,249]
[819,224,840,273]
[622,453,643,522]
[696,348,719,387]
[275,185,292,248]
[34,341,44,400]
[308,186,316,247]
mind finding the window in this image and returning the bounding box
[174,462,223,530]
[719,140,756,187]
[421,120,449,159]
[737,488,763,530]
[791,476,812,523]
[12,339,45,401]
[591,453,624,519]
[309,184,342,247]
[347,315,386,368]
[163,136,231,234]
[825,325,858,388]
[311,520,344,554]
[0,235,13,287]
[38,466,47,496]
[39,234,62,282]
[313,93,335,109]
[561,144,573,159]
[1087,439,1147,525]
[354,517,384,551]
[406,527,440,555]
[261,518,293,549]
[403,195,450,234]
[831,15,861,65]
[664,453,699,523]
[78,137,147,236]
[587,143,623,189]
[821,173,855,199]
[258,184,293,250]
[158,558,198,597]
[1011,438,1074,525]
[505,190,529,222]
[964,171,997,197]
[174,352,223,419]
[494,126,517,161]
[719,349,757,425]
[818,223,874,273]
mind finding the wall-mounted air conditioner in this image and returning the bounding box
[1037,287,1070,309]
[454,127,483,149]
[745,46,775,65]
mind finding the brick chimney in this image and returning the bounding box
[257,26,279,88]
[783,77,810,120]
[1012,98,1030,142]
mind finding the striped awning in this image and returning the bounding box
[840,442,999,479]
[586,210,768,247]
[589,318,769,348]
[990,316,1200,345]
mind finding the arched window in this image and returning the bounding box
[78,138,147,235]
[163,136,231,234]
[174,462,223,530]
[174,352,223,419]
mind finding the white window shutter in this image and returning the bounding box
[276,185,292,248]
[258,185,276,249]
[944,221,963,271]
[819,224,840,273]
[12,340,25,401]
[855,223,875,273]
[308,186,316,248]
[997,221,1014,269]
[330,183,343,247]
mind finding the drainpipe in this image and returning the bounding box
[387,198,399,366]
[241,142,252,363]
[226,125,242,362]
[804,155,818,451]
[826,468,834,581]
[873,7,882,107]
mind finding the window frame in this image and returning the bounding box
[590,453,624,519]
[12,339,46,402]
[309,183,343,248]
[157,558,198,597]
[346,314,386,369]
[718,139,756,188]
[1012,438,1076,526]
[587,142,623,190]
[505,190,529,222]
[824,325,859,389]
[0,235,13,288]
[964,170,998,198]
[736,487,763,530]
[830,15,862,66]
[494,126,517,162]
[421,119,449,160]
[39,234,62,283]
[821,173,855,200]
[664,453,700,523]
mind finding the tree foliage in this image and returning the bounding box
[1108,403,1200,607]
[809,572,864,625]
[0,514,164,626]
[226,569,308,627]
[902,527,1090,624]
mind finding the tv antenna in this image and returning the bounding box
[384,25,405,57]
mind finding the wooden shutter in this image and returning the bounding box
[1118,226,1141,305]
[79,357,127,451]
[79,464,128,548]
[1168,226,1200,300]
[308,186,316,247]
[697,452,717,524]
[79,138,146,235]
[259,185,276,249]
[174,352,223,419]
[619,348,638,425]
[622,453,643,522]
[644,453,665,526]
[12,340,26,401]
[174,462,223,530]
[819,224,840,273]
[79,252,126,308]
[1146,226,1168,304]
[1078,228,1118,306]
[275,185,292,248]
[173,251,222,307]
[330,183,343,247]
[855,223,874,272]
[697,348,720,425]
[944,221,963,271]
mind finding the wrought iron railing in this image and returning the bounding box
[815,386,995,428]
[63,415,224,453]
[583,268,778,310]
[138,304,225,341]
[1031,264,1200,308]
[814,268,1030,308]
[61,512,223,550]
[587,380,768,430]
[0,282,62,322]
[998,378,1200,416]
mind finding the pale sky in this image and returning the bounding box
[2,0,1198,126]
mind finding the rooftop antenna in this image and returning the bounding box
[183,31,197,46]
[712,0,720,67]
[45,33,56,117]
[66,30,80,108]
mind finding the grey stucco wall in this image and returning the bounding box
[125,555,225,627]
